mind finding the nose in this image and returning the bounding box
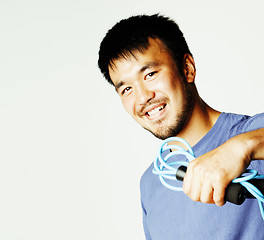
[135,82,155,105]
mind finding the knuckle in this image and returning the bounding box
[183,187,189,195]
[215,199,225,206]
[187,161,196,173]
[183,187,199,202]
[213,188,226,206]
[200,196,208,203]
[190,194,200,202]
[215,169,226,181]
[203,171,212,180]
[214,194,223,204]
[200,193,212,203]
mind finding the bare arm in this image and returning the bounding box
[183,128,264,206]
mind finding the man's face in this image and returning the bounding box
[109,38,194,139]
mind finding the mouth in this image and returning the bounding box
[145,103,167,119]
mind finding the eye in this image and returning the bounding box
[121,86,132,95]
[145,71,157,80]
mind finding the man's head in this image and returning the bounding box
[98,14,192,85]
[98,14,197,139]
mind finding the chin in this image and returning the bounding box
[145,117,188,140]
[151,131,178,140]
[144,125,179,140]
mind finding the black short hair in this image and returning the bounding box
[98,14,192,85]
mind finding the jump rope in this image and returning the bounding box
[152,137,264,220]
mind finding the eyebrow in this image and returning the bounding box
[139,61,160,73]
[115,61,160,92]
[115,81,125,92]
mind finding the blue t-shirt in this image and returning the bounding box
[140,112,264,240]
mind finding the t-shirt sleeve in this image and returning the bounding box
[241,113,264,133]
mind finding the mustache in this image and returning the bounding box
[137,98,169,117]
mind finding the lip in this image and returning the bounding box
[144,103,167,120]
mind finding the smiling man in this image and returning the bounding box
[98,14,264,240]
[110,37,198,140]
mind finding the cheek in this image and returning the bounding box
[154,73,178,93]
[122,97,135,116]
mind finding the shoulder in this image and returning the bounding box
[240,112,264,130]
[193,112,264,155]
[227,112,264,137]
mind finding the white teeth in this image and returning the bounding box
[147,105,165,116]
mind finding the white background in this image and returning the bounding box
[0,0,263,239]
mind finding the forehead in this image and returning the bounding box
[109,38,172,83]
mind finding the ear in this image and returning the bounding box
[183,54,196,83]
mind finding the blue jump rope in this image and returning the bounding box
[152,137,264,220]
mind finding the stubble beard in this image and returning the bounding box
[144,84,194,140]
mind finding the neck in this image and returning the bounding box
[176,96,221,147]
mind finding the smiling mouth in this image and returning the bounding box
[145,104,166,117]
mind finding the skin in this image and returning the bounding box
[184,129,264,206]
[108,37,264,206]
[110,39,193,140]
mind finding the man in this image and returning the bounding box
[98,14,264,239]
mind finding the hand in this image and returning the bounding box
[182,134,252,206]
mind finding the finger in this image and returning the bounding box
[183,166,202,202]
[189,181,202,202]
[182,164,196,197]
[213,183,226,206]
[200,181,214,204]
[182,164,192,194]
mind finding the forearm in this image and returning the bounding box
[183,127,264,206]
[242,128,264,161]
